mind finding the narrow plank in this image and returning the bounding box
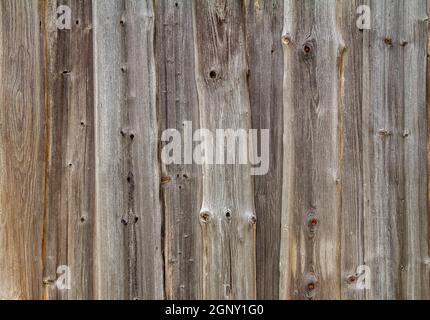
[362,0,429,299]
[41,0,95,300]
[93,0,164,299]
[193,0,256,299]
[0,0,46,299]
[244,0,284,300]
[280,0,343,299]
[337,0,366,299]
[155,0,203,300]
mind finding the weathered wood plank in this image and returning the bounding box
[362,0,429,299]
[0,0,46,300]
[337,0,366,300]
[244,0,284,300]
[93,0,163,299]
[193,0,256,299]
[41,0,95,300]
[155,0,203,300]
[280,0,343,299]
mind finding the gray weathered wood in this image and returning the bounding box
[280,0,343,300]
[93,0,164,299]
[362,0,429,299]
[244,0,284,300]
[42,0,95,300]
[0,0,429,300]
[193,0,256,299]
[155,0,203,300]
[337,0,366,300]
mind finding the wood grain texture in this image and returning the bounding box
[0,0,429,300]
[337,0,366,300]
[155,0,203,300]
[280,0,343,300]
[42,0,95,300]
[93,0,163,299]
[0,0,45,300]
[193,0,256,299]
[362,0,429,299]
[245,0,284,300]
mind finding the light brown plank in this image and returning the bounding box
[0,0,46,300]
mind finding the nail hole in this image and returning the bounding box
[384,38,393,45]
[80,217,86,222]
[307,282,316,291]
[130,134,135,140]
[225,210,232,219]
[209,70,217,79]
[303,45,311,54]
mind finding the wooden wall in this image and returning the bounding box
[0,0,429,300]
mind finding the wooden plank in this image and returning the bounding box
[155,0,203,300]
[280,0,343,299]
[93,0,163,299]
[0,0,45,299]
[337,0,366,300]
[244,0,284,300]
[193,0,256,299]
[41,0,95,300]
[362,0,429,299]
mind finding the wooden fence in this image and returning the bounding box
[0,0,429,300]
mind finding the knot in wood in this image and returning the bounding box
[200,211,211,224]
[347,275,357,284]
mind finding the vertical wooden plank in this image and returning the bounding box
[363,0,429,299]
[93,0,164,299]
[42,0,95,300]
[427,0,430,297]
[337,0,366,299]
[0,0,45,299]
[280,0,343,299]
[193,0,256,299]
[244,0,284,300]
[155,0,202,300]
